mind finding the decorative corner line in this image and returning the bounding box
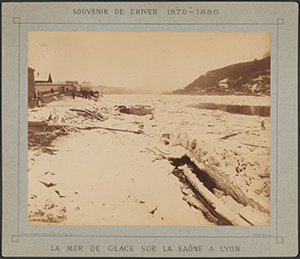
[11,235,19,242]
[277,18,284,25]
[13,17,20,24]
[276,236,284,244]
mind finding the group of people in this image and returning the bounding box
[72,89,102,101]
[80,89,98,99]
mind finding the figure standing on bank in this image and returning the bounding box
[261,120,265,131]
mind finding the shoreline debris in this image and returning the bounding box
[117,105,154,118]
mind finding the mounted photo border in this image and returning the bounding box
[2,2,298,257]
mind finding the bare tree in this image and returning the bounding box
[263,50,271,58]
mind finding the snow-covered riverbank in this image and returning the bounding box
[28,94,270,225]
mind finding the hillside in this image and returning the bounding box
[172,57,270,95]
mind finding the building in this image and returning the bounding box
[81,81,93,90]
[218,78,229,90]
[34,72,53,84]
[35,76,80,95]
[29,68,82,105]
[28,67,35,108]
[66,81,80,92]
[34,71,56,94]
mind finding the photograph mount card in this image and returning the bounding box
[2,2,298,257]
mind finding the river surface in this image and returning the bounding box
[100,94,271,108]
[101,94,271,117]
[189,103,270,117]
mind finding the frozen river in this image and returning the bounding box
[28,94,271,226]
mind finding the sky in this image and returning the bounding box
[28,32,271,94]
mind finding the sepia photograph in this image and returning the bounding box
[2,1,299,257]
[27,32,271,226]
